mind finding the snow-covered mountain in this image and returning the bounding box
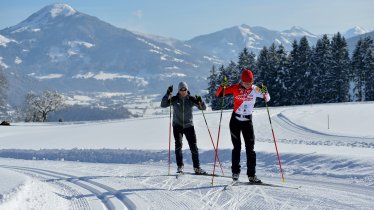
[0,4,221,105]
[344,26,369,39]
[186,25,320,62]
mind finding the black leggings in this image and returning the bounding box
[229,113,256,176]
[173,125,200,168]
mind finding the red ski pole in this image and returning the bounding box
[198,101,224,176]
[263,88,285,183]
[211,84,226,185]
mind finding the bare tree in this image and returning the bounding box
[24,90,66,122]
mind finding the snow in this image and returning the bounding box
[0,102,373,209]
[0,35,12,47]
[0,57,8,69]
[14,57,22,64]
[28,73,64,80]
[49,4,76,18]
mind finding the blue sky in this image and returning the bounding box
[0,0,373,40]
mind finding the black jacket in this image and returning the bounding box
[161,93,206,128]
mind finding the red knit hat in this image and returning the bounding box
[241,69,254,83]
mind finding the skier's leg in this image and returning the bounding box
[242,119,256,176]
[184,126,200,168]
[173,125,184,167]
[229,114,242,174]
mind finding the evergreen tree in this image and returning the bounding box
[238,48,257,74]
[312,35,334,103]
[205,65,220,110]
[331,32,350,102]
[216,65,233,110]
[256,46,271,85]
[353,37,374,101]
[351,38,364,101]
[362,37,374,101]
[286,40,300,105]
[287,38,313,105]
[297,36,313,104]
[263,44,279,105]
[274,44,289,106]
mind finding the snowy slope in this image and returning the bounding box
[0,102,373,209]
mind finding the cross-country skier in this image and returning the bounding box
[216,69,270,183]
[161,81,207,175]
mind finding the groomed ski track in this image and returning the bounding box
[0,161,373,210]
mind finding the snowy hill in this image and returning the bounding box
[0,102,373,209]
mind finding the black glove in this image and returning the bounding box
[221,76,228,88]
[167,85,173,95]
[260,84,268,94]
[195,95,202,104]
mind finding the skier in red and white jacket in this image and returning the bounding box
[216,69,270,183]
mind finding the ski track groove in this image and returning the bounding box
[1,164,373,209]
[273,112,374,148]
[0,165,132,210]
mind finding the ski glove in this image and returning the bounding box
[195,95,202,103]
[167,85,173,95]
[221,76,228,88]
[260,84,268,94]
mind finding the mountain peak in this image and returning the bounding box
[344,26,369,38]
[7,4,78,32]
[281,26,316,38]
[42,4,77,18]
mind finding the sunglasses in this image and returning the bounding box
[179,88,187,92]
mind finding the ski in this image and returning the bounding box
[176,172,184,179]
[230,181,300,189]
[223,180,238,190]
[177,171,230,178]
[175,171,231,179]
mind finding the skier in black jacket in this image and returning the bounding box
[161,81,207,175]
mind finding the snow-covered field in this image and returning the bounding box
[0,102,373,209]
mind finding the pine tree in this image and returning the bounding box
[287,38,312,105]
[205,65,220,110]
[297,36,313,104]
[238,48,257,73]
[361,37,374,101]
[331,32,350,102]
[286,40,300,105]
[274,44,289,106]
[263,44,279,105]
[312,35,334,103]
[256,46,271,86]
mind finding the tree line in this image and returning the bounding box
[206,33,374,110]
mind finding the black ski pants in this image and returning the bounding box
[173,125,200,168]
[229,112,256,176]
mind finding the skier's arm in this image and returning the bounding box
[160,94,172,107]
[161,85,174,107]
[215,85,234,97]
[191,95,206,110]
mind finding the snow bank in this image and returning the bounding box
[0,178,70,210]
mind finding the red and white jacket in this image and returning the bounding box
[216,84,270,120]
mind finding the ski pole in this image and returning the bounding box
[168,87,172,175]
[211,81,226,185]
[263,85,285,183]
[198,101,224,176]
